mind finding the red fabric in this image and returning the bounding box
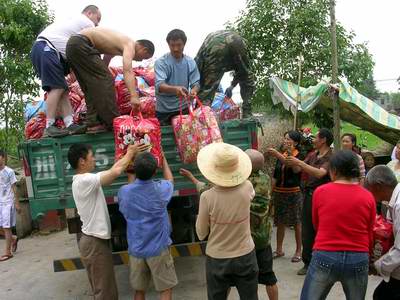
[215,97,240,121]
[371,215,394,261]
[25,112,46,139]
[73,99,87,124]
[312,182,376,253]
[113,113,163,169]
[140,96,156,119]
[108,66,123,79]
[172,97,222,164]
[133,66,155,86]
[115,78,131,115]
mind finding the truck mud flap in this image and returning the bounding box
[53,241,207,272]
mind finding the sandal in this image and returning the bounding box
[272,251,285,259]
[0,254,13,262]
[12,237,19,253]
[291,255,302,263]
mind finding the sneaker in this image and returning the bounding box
[43,125,69,138]
[297,265,308,276]
[67,123,87,135]
[87,124,107,134]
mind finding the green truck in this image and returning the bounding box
[19,119,260,271]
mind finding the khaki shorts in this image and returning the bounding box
[129,249,178,292]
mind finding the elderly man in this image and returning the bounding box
[66,27,154,133]
[195,30,255,117]
[286,128,333,275]
[30,5,101,137]
[155,29,200,125]
[365,165,400,300]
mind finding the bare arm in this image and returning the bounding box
[100,144,150,186]
[122,41,140,111]
[11,183,21,213]
[299,160,328,178]
[159,83,188,98]
[267,148,302,173]
[162,154,173,183]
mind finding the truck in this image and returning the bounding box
[19,118,260,271]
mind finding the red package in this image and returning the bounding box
[25,112,46,139]
[133,66,155,86]
[371,215,394,261]
[109,66,123,79]
[172,97,222,164]
[73,100,87,124]
[114,78,131,115]
[215,97,240,121]
[140,96,156,119]
[113,112,163,169]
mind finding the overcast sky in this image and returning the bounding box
[45,0,400,93]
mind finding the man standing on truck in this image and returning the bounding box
[0,150,21,262]
[195,30,255,118]
[30,5,101,138]
[66,28,155,133]
[155,29,200,125]
[67,142,150,299]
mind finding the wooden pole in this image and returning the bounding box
[293,55,303,131]
[330,0,340,150]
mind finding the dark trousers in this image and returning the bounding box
[66,34,119,129]
[302,189,316,266]
[373,277,400,300]
[206,250,259,300]
[156,108,189,126]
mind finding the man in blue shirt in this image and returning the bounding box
[118,152,177,300]
[155,29,200,125]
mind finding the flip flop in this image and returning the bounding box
[12,237,19,253]
[291,255,302,263]
[272,251,285,259]
[0,254,13,262]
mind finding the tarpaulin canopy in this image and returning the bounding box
[270,77,400,144]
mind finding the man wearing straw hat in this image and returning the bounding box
[190,143,258,300]
[181,147,279,300]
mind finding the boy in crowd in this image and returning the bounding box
[0,150,21,261]
[68,143,149,299]
[181,148,278,300]
[118,152,177,300]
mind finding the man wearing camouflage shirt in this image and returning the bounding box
[180,149,278,300]
[195,30,255,118]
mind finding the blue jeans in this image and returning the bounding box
[300,250,369,300]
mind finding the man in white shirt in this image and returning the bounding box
[365,165,400,300]
[0,150,21,262]
[30,5,101,138]
[67,142,149,300]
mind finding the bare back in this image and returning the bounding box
[80,27,134,56]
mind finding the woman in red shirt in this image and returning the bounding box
[300,150,376,300]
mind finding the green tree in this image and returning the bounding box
[233,0,375,128]
[0,0,53,155]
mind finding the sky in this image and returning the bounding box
[45,0,400,93]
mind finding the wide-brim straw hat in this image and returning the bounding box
[197,142,252,187]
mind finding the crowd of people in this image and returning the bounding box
[2,3,400,300]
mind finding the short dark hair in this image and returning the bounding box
[285,130,302,144]
[330,150,360,179]
[68,144,92,170]
[0,149,5,158]
[318,128,334,146]
[82,5,99,14]
[166,29,187,44]
[133,152,157,180]
[137,39,155,56]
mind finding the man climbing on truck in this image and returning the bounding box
[66,27,155,133]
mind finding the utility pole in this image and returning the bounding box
[330,0,340,150]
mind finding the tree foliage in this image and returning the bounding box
[0,0,53,155]
[233,0,375,128]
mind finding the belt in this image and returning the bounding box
[273,186,301,193]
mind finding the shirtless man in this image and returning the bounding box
[66,27,155,133]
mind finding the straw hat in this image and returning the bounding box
[197,143,252,187]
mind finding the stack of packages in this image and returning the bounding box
[24,66,156,140]
[211,90,240,121]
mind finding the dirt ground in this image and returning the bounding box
[0,228,381,300]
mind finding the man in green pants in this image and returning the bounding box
[195,30,255,118]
